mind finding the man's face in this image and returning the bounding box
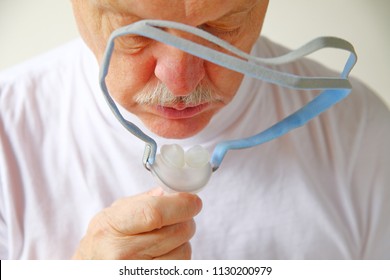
[72,0,268,139]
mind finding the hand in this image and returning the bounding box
[72,187,202,260]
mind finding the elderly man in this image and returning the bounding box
[0,0,389,259]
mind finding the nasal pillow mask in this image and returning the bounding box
[99,20,357,193]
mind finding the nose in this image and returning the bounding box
[154,44,205,96]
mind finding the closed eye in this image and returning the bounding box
[199,24,241,38]
[114,34,152,54]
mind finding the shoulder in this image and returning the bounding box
[0,38,91,94]
[0,38,98,124]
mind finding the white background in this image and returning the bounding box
[1,0,389,108]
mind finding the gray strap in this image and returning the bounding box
[99,20,357,170]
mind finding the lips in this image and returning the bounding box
[154,103,210,119]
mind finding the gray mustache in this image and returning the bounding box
[134,81,221,106]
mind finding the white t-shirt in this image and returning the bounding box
[1,37,389,260]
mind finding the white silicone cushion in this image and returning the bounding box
[150,144,212,193]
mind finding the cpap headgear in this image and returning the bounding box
[99,20,357,193]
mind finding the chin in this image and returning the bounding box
[145,116,211,139]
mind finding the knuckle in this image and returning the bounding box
[88,208,112,234]
[89,207,126,236]
[141,202,164,230]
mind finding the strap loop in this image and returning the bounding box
[99,20,357,170]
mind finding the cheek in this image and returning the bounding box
[205,62,244,104]
[105,52,156,108]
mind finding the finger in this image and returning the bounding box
[105,190,202,235]
[154,242,192,260]
[138,219,196,258]
[93,219,196,260]
[145,187,165,196]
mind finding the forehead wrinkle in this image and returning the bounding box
[93,0,259,26]
[127,0,226,25]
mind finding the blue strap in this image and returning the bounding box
[99,20,357,170]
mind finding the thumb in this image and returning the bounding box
[145,187,165,197]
